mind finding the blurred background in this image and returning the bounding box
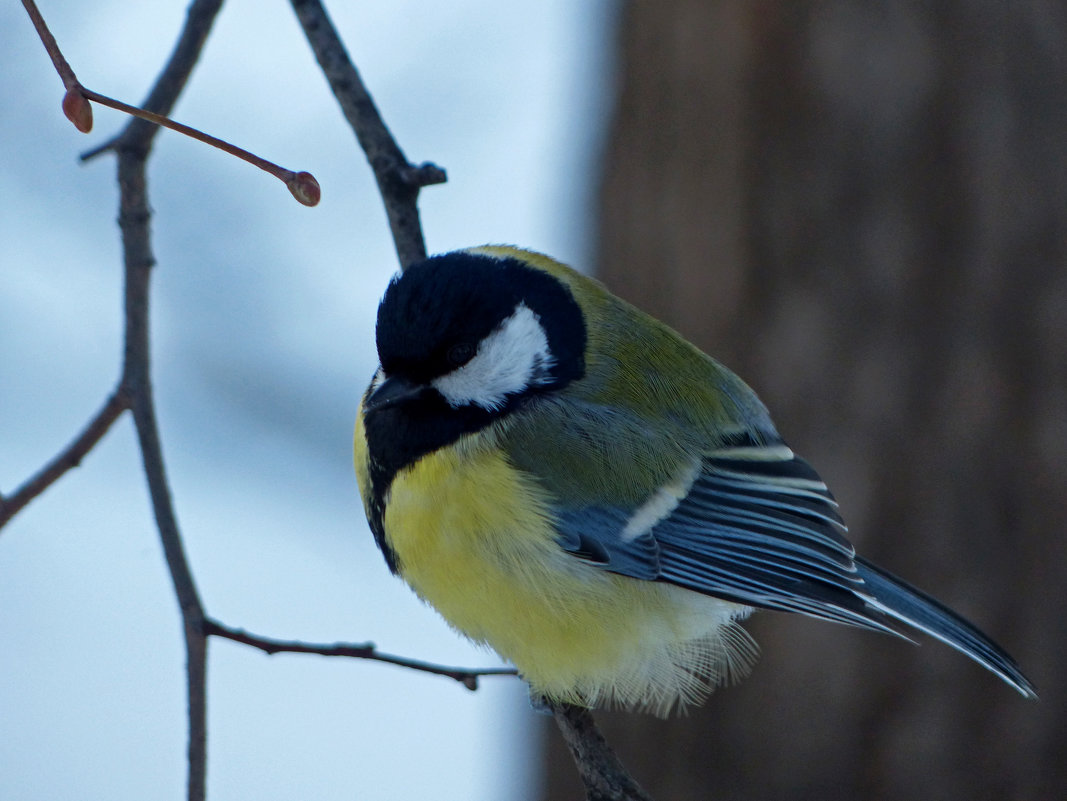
[544,4,1066,800]
[2,3,1064,801]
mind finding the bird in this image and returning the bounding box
[353,244,1035,716]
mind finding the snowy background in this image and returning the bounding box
[1,2,614,798]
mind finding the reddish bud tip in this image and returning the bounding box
[62,87,93,133]
[287,171,321,207]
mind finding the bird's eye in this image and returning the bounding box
[447,342,476,367]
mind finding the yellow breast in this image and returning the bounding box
[380,431,754,715]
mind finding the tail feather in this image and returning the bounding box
[856,558,1037,698]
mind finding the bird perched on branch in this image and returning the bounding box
[354,245,1035,715]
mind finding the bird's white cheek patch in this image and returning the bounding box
[621,459,702,542]
[369,366,387,394]
[432,303,555,411]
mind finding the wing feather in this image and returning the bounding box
[551,434,1036,696]
[555,437,898,633]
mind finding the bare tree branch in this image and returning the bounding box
[75,84,321,205]
[0,389,129,530]
[204,620,518,690]
[548,701,655,801]
[28,0,318,205]
[103,4,228,800]
[27,0,314,203]
[87,0,223,158]
[289,0,446,269]
[20,0,81,91]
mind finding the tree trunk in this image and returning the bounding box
[542,2,1066,799]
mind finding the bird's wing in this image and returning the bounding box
[554,433,902,635]
[551,432,1037,696]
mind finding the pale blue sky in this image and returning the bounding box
[1,2,614,798]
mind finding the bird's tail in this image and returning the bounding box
[856,557,1036,698]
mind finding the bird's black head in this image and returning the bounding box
[372,250,586,413]
[362,250,586,491]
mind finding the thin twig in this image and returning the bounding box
[0,389,129,530]
[23,0,316,204]
[548,700,655,801]
[21,0,80,90]
[77,86,320,206]
[204,620,518,691]
[289,0,446,268]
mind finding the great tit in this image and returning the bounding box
[354,245,1035,715]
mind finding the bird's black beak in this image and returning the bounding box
[364,375,427,414]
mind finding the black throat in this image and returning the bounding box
[361,384,526,572]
